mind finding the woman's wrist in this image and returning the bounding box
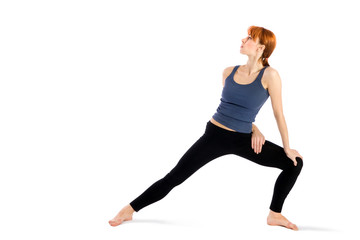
[252,124,258,133]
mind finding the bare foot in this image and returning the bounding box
[267,210,298,231]
[109,204,135,227]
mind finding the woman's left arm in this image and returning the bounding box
[267,69,303,166]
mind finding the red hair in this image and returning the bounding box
[247,26,276,67]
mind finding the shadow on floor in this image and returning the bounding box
[298,225,340,232]
[122,218,191,227]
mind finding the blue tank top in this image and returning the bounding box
[212,65,270,133]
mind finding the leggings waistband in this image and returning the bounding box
[205,121,252,137]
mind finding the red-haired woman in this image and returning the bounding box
[109,26,303,231]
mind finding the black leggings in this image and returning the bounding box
[130,120,303,213]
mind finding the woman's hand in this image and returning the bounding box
[284,148,303,166]
[251,128,265,154]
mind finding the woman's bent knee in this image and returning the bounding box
[295,157,303,171]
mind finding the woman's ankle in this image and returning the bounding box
[268,209,281,216]
[126,204,135,213]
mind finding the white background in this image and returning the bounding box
[1,0,359,239]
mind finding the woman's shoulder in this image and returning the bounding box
[222,65,237,79]
[263,66,280,81]
[263,66,281,89]
[265,66,278,75]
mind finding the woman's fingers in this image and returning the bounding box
[251,134,265,154]
[256,139,261,154]
[259,138,264,152]
[251,137,258,153]
[284,149,303,166]
[256,138,264,154]
[293,158,297,166]
[257,138,264,154]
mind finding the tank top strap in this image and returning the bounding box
[230,65,241,77]
[255,66,268,83]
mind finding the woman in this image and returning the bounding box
[109,26,303,231]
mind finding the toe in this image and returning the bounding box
[292,224,299,231]
[288,222,298,231]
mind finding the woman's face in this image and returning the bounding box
[240,34,261,56]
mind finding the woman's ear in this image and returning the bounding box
[258,44,266,53]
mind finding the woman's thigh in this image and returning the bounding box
[232,136,294,170]
[164,132,233,182]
